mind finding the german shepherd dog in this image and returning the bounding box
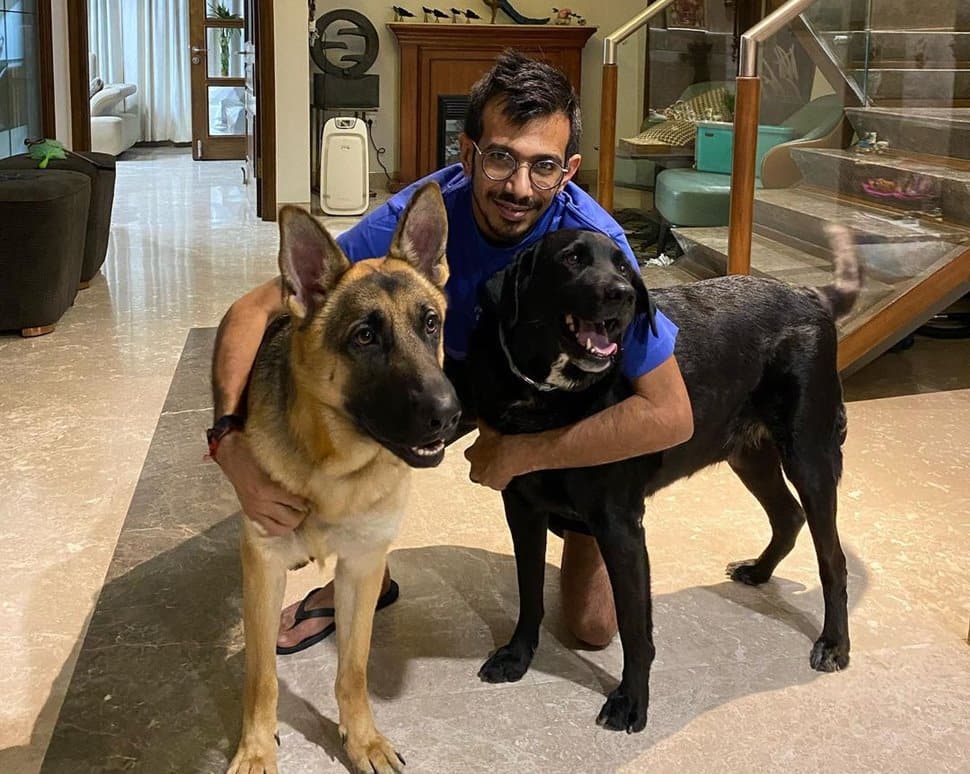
[466,226,859,733]
[227,183,460,773]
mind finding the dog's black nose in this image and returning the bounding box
[411,385,462,436]
[604,281,634,304]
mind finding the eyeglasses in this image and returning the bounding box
[472,141,568,191]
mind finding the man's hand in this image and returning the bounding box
[214,432,310,536]
[464,422,535,491]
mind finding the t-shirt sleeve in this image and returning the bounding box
[335,205,399,262]
[620,308,679,380]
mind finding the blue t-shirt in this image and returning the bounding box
[335,165,678,380]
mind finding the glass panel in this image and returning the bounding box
[743,0,967,343]
[206,0,244,20]
[206,25,244,78]
[801,0,871,103]
[208,85,246,135]
[0,6,42,158]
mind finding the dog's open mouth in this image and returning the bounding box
[384,437,447,468]
[563,313,619,359]
[410,439,445,458]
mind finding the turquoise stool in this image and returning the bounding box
[654,94,845,238]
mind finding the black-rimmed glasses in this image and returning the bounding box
[472,141,568,191]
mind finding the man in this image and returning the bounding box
[210,50,693,655]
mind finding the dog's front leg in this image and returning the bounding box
[591,514,654,734]
[229,524,288,774]
[478,489,548,683]
[334,550,404,774]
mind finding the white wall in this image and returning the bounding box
[274,2,311,206]
[51,0,72,146]
[275,0,647,199]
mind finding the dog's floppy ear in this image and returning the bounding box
[278,206,351,321]
[629,264,658,337]
[507,239,542,327]
[389,182,449,289]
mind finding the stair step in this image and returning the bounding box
[670,226,899,330]
[851,68,970,103]
[821,31,970,69]
[867,2,960,31]
[754,187,970,246]
[844,107,970,161]
[790,147,970,226]
[639,260,707,289]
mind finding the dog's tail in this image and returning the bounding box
[815,223,863,320]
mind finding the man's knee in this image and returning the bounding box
[560,531,618,647]
[564,604,617,647]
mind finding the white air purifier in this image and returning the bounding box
[319,117,369,216]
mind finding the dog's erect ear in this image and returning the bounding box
[390,182,449,289]
[629,264,658,337]
[278,206,351,321]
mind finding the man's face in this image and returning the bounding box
[459,100,581,245]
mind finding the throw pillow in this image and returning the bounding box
[89,77,104,98]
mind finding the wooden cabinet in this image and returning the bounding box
[388,23,597,185]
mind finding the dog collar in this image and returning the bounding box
[498,322,560,392]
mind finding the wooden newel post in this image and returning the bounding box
[597,63,619,212]
[727,76,761,275]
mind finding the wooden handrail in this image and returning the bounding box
[726,77,760,274]
[728,0,820,274]
[596,0,677,211]
[597,64,618,210]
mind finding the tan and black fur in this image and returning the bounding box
[227,183,460,774]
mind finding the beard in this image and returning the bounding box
[469,167,544,245]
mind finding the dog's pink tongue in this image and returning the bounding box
[577,320,617,356]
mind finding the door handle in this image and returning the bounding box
[190,45,207,54]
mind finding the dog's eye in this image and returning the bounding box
[564,253,579,265]
[353,327,375,347]
[424,311,440,336]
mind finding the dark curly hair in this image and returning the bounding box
[464,49,582,159]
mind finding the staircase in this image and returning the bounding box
[661,8,970,373]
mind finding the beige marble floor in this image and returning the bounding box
[1,152,968,772]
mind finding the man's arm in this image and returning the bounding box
[211,277,310,536]
[464,355,694,490]
[212,276,285,417]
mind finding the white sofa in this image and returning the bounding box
[89,54,139,156]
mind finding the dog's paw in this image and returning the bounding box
[227,736,278,774]
[477,643,532,683]
[810,637,850,672]
[726,558,772,586]
[596,684,647,733]
[343,729,405,774]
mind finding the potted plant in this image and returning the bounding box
[209,2,241,77]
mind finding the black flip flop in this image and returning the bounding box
[275,579,400,656]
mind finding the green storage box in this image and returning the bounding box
[694,121,796,177]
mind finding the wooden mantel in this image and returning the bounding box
[388,22,597,185]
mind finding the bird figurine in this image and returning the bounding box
[432,7,449,21]
[393,5,416,20]
[464,8,482,21]
[451,7,462,22]
[422,5,434,21]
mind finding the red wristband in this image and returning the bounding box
[206,414,245,459]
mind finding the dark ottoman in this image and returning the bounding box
[0,151,116,285]
[0,170,90,336]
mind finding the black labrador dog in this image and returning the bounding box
[465,226,859,733]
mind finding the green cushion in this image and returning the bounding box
[654,169,762,227]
